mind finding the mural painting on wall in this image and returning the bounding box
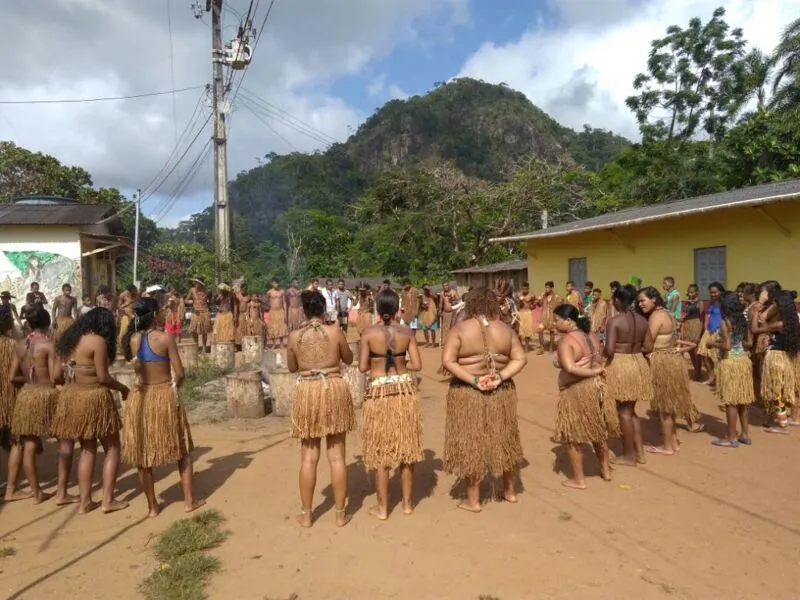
[0,250,79,309]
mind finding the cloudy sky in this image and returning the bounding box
[1,0,797,226]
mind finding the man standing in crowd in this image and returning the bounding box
[333,279,353,333]
[321,279,337,324]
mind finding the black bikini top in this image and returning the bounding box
[370,325,397,372]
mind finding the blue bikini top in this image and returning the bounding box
[137,332,169,363]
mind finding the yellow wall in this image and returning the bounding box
[525,202,800,295]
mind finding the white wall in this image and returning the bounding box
[0,226,82,315]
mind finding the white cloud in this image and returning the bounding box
[0,0,469,223]
[459,0,800,140]
[367,75,387,98]
[388,84,409,100]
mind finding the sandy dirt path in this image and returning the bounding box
[1,347,799,600]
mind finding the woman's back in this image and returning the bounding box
[361,323,418,377]
[557,330,601,388]
[18,335,54,385]
[130,330,174,384]
[649,310,677,350]
[450,318,513,372]
[289,321,349,372]
[606,310,648,355]
[63,333,107,384]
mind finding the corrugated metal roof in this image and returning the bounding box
[489,179,800,243]
[451,259,528,274]
[0,203,116,226]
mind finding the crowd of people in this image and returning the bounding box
[0,273,798,527]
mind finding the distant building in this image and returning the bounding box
[489,180,800,298]
[451,259,528,292]
[0,196,133,312]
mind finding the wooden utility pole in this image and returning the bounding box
[210,0,230,270]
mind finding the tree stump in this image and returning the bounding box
[214,342,235,370]
[110,365,136,409]
[241,335,263,366]
[225,370,266,418]
[267,367,296,417]
[262,348,287,370]
[177,340,198,369]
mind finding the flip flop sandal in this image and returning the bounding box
[737,436,752,446]
[711,439,739,448]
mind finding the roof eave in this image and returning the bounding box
[488,191,800,244]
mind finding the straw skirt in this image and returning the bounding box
[518,308,535,339]
[0,337,15,433]
[605,353,654,404]
[760,350,796,406]
[697,331,720,365]
[290,377,355,439]
[213,311,235,343]
[52,383,121,440]
[361,375,422,470]
[443,379,523,479]
[680,318,703,343]
[11,383,58,438]
[287,307,305,331]
[648,350,694,415]
[555,377,619,444]
[267,308,289,340]
[189,311,212,335]
[122,382,194,467]
[716,355,754,406]
[53,316,75,343]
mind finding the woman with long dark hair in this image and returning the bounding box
[603,284,653,466]
[697,281,726,385]
[52,307,129,514]
[442,287,526,512]
[552,304,614,489]
[706,291,754,447]
[637,286,695,455]
[359,289,423,519]
[287,290,355,528]
[0,305,15,452]
[121,297,204,517]
[753,282,799,432]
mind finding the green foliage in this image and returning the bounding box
[770,17,800,111]
[0,546,16,558]
[182,362,230,404]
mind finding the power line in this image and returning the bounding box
[238,96,299,151]
[0,85,205,105]
[166,0,178,144]
[228,0,275,110]
[239,87,339,145]
[152,142,213,224]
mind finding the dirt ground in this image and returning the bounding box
[1,346,800,600]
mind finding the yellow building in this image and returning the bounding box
[490,180,800,297]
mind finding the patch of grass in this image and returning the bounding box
[558,511,572,522]
[479,596,502,600]
[139,509,228,600]
[181,363,229,403]
[0,546,16,558]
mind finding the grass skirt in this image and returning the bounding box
[267,308,289,340]
[716,355,754,406]
[697,330,720,363]
[189,311,211,335]
[53,316,74,343]
[518,308,535,338]
[761,350,796,406]
[287,306,305,331]
[52,383,121,440]
[605,353,654,404]
[648,350,693,415]
[238,317,263,340]
[117,314,131,351]
[290,377,355,439]
[0,337,15,431]
[11,383,58,438]
[439,311,453,342]
[361,374,422,470]
[356,311,373,336]
[214,312,235,343]
[681,318,703,343]
[443,379,524,479]
[555,377,619,444]
[122,382,194,468]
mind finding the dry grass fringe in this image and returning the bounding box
[138,509,228,600]
[443,380,523,479]
[680,318,703,343]
[122,383,194,468]
[267,309,289,340]
[716,355,754,406]
[361,382,422,470]
[0,546,16,558]
[290,378,355,439]
[213,312,235,343]
[518,309,535,338]
[761,350,796,407]
[0,337,16,429]
[51,384,120,440]
[605,352,654,404]
[555,377,618,444]
[11,384,58,438]
[648,351,694,415]
[189,312,212,336]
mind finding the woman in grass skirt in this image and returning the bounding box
[552,304,615,489]
[752,281,798,433]
[697,282,725,385]
[287,290,355,528]
[603,284,653,466]
[7,306,58,503]
[121,297,204,517]
[707,291,754,447]
[637,287,696,456]
[52,307,130,514]
[0,306,16,452]
[359,289,422,519]
[442,287,526,513]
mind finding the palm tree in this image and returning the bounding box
[725,48,772,120]
[769,17,800,111]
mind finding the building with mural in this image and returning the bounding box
[0,196,133,313]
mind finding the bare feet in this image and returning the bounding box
[645,445,675,456]
[79,500,100,514]
[185,499,206,513]
[335,508,351,527]
[295,509,312,528]
[561,479,587,490]
[55,493,80,506]
[600,468,612,482]
[149,502,166,518]
[457,502,482,513]
[368,505,388,521]
[502,493,518,503]
[102,499,129,514]
[764,426,790,435]
[33,491,54,505]
[4,489,33,502]
[611,455,638,467]
[402,502,414,516]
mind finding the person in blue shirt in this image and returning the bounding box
[698,282,726,386]
[662,276,682,320]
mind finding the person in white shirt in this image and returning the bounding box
[333,279,354,332]
[321,279,337,324]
